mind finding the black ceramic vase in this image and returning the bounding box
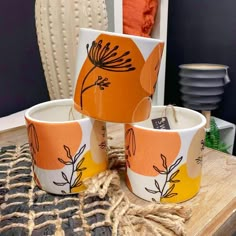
[179,63,230,111]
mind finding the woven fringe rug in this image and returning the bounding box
[0,144,191,236]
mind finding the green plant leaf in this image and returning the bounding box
[205,118,230,153]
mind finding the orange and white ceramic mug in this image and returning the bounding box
[25,99,107,194]
[73,28,164,123]
[125,106,206,203]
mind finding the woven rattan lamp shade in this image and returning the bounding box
[35,0,108,100]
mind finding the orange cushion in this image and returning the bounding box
[123,0,159,37]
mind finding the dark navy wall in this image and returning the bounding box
[165,0,236,154]
[0,1,49,117]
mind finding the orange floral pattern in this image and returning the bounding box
[74,33,164,122]
[26,118,82,170]
[125,125,181,176]
[25,118,108,194]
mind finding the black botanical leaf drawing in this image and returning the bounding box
[27,123,39,164]
[99,141,107,149]
[64,145,73,160]
[169,170,180,183]
[200,139,205,151]
[164,192,178,198]
[153,165,166,174]
[125,128,136,168]
[79,40,136,109]
[145,188,159,194]
[196,139,205,165]
[75,157,87,172]
[145,154,183,201]
[58,158,72,165]
[74,144,86,163]
[99,125,107,150]
[195,156,203,165]
[53,144,87,193]
[54,182,67,187]
[160,154,167,170]
[71,172,83,188]
[154,180,160,192]
[162,184,176,198]
[169,156,183,173]
[62,172,69,182]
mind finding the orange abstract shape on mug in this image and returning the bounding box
[126,125,181,176]
[132,97,152,122]
[73,33,152,122]
[140,42,164,94]
[26,120,82,170]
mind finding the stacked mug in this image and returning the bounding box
[25,28,206,203]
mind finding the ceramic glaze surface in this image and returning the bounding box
[35,0,108,100]
[179,63,228,70]
[73,28,164,123]
[179,63,230,111]
[125,106,206,203]
[25,99,108,194]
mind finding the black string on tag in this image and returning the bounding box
[151,105,178,130]
[69,106,76,121]
[163,105,178,123]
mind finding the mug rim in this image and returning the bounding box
[128,105,206,132]
[25,98,89,124]
[80,27,165,44]
[179,63,228,71]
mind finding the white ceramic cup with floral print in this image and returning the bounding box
[73,28,164,123]
[25,99,107,194]
[125,106,206,203]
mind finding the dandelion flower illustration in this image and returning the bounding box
[79,39,136,109]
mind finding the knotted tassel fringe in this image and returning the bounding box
[84,149,192,236]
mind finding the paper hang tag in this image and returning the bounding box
[152,117,170,130]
